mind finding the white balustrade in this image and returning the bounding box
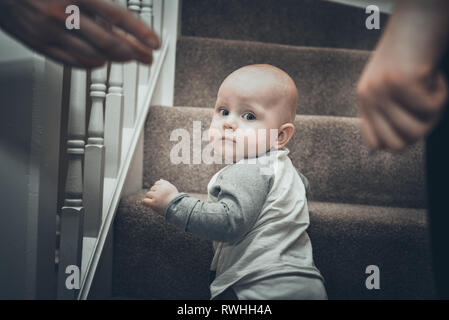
[139,0,154,87]
[115,0,127,8]
[84,65,107,237]
[105,63,124,178]
[123,0,141,128]
[57,68,86,300]
[52,0,178,299]
[153,0,164,40]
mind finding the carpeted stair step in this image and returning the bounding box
[113,191,213,300]
[143,106,425,209]
[112,105,430,299]
[175,37,371,117]
[113,191,434,299]
[181,0,388,50]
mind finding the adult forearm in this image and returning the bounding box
[385,0,449,73]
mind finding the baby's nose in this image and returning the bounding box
[223,118,237,130]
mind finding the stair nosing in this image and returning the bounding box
[179,35,372,55]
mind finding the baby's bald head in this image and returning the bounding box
[211,64,298,158]
[222,64,298,124]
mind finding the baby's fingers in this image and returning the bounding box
[145,190,156,198]
[141,198,154,206]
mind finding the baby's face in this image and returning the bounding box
[209,70,287,162]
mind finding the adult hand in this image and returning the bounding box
[357,0,449,151]
[357,50,448,151]
[0,0,161,68]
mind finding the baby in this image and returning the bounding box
[142,64,327,300]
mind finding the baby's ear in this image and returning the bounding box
[276,123,295,149]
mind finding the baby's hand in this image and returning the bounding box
[142,179,179,215]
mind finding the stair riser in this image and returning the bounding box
[175,37,370,117]
[181,0,388,50]
[114,191,434,299]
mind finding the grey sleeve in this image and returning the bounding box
[165,163,274,243]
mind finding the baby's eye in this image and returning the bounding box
[242,112,256,121]
[219,109,229,116]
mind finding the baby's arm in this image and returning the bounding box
[143,164,273,243]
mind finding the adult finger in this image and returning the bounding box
[391,72,448,121]
[80,0,161,49]
[48,26,109,66]
[376,99,434,144]
[367,104,408,151]
[39,45,103,68]
[358,98,381,150]
[76,13,153,64]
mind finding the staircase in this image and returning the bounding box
[112,0,435,299]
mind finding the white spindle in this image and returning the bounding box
[141,0,154,33]
[151,0,164,90]
[122,0,140,128]
[129,0,142,15]
[105,63,124,178]
[115,0,127,7]
[84,65,107,237]
[153,0,164,41]
[138,0,154,87]
[57,68,86,300]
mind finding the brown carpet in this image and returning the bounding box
[112,106,433,300]
[175,37,370,117]
[112,0,433,300]
[142,106,425,208]
[181,0,388,50]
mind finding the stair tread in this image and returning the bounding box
[175,36,370,117]
[122,190,427,226]
[113,189,434,299]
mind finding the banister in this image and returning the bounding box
[78,36,170,300]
